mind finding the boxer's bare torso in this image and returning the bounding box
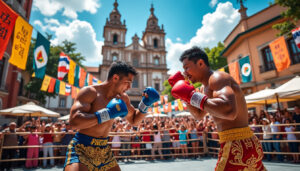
[201,71,248,132]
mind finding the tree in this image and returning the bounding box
[25,38,85,104]
[204,42,227,71]
[272,0,300,36]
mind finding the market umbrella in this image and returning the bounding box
[175,112,192,117]
[146,113,168,118]
[0,102,60,117]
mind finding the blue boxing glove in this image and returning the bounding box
[95,98,128,124]
[138,87,160,113]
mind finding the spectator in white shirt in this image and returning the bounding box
[284,119,299,163]
[262,118,272,161]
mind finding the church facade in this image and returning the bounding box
[99,1,168,107]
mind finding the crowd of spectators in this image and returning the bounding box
[0,106,299,170]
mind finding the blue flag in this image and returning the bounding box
[239,56,252,83]
[33,32,50,79]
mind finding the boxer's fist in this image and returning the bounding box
[168,71,185,87]
[171,80,207,110]
[138,87,160,113]
[95,98,128,124]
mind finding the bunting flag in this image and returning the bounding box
[218,67,225,72]
[167,102,172,113]
[160,95,164,104]
[33,32,50,79]
[153,102,158,107]
[163,103,168,113]
[58,52,70,80]
[148,107,153,113]
[68,59,76,85]
[269,36,291,72]
[79,68,86,87]
[85,73,89,86]
[239,56,252,83]
[98,80,102,84]
[76,87,80,95]
[88,74,93,85]
[174,100,178,111]
[177,99,184,111]
[48,78,56,93]
[55,80,60,94]
[92,77,98,85]
[228,61,241,84]
[74,65,80,87]
[71,86,77,99]
[40,75,51,91]
[171,101,175,112]
[164,95,168,104]
[9,16,33,70]
[65,84,71,96]
[0,1,18,59]
[59,81,66,95]
[183,102,187,110]
[292,26,300,49]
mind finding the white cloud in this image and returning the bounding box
[209,0,218,8]
[176,37,182,42]
[33,0,100,19]
[166,2,240,74]
[52,20,103,66]
[33,19,103,67]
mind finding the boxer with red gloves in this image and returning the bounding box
[171,47,266,171]
[168,72,207,110]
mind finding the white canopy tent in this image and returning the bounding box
[0,102,60,117]
[245,76,300,107]
[146,113,168,118]
[175,112,192,117]
[58,114,70,121]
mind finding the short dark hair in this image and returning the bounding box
[180,46,209,66]
[107,61,137,80]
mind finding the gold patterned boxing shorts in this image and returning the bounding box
[215,127,267,171]
[64,132,118,171]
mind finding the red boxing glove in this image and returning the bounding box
[171,80,208,110]
[168,71,185,87]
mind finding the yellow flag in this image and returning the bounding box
[98,80,102,84]
[177,99,184,111]
[218,67,225,72]
[68,59,76,85]
[9,16,33,70]
[40,75,51,91]
[59,81,66,95]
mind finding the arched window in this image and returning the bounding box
[154,57,159,65]
[113,34,118,45]
[112,54,118,61]
[133,57,139,67]
[132,76,139,88]
[153,38,158,48]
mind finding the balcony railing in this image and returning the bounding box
[259,64,275,73]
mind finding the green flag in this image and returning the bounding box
[55,80,60,94]
[239,56,252,83]
[33,32,50,79]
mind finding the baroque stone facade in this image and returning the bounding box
[99,1,168,107]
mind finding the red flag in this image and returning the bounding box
[79,68,86,87]
[0,1,18,59]
[48,78,56,93]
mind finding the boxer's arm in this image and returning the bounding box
[187,104,207,120]
[202,76,237,121]
[69,87,98,129]
[118,93,146,126]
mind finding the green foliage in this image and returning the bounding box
[204,42,227,70]
[273,0,300,36]
[25,37,85,104]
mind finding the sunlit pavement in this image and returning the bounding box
[12,157,300,171]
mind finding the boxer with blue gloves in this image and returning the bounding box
[138,87,160,113]
[65,61,160,171]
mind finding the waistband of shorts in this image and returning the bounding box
[218,127,253,143]
[74,132,109,147]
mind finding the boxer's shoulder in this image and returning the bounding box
[208,71,232,91]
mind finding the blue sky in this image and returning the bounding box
[30,0,273,74]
